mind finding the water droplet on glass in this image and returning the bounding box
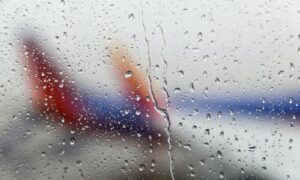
[217,150,223,158]
[178,70,184,77]
[248,145,256,152]
[278,70,284,77]
[128,13,134,21]
[240,168,245,174]
[215,78,220,84]
[289,97,293,104]
[41,151,46,157]
[76,160,82,166]
[197,32,202,38]
[219,171,225,179]
[139,164,145,171]
[206,113,211,120]
[184,31,189,38]
[69,137,76,145]
[124,70,133,78]
[59,149,65,155]
[135,109,141,116]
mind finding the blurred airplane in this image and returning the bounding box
[21,34,299,137]
[2,33,297,179]
[20,35,166,141]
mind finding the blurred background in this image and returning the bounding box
[0,0,300,179]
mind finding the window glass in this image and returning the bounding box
[0,0,299,179]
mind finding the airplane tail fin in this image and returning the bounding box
[109,44,165,124]
[20,37,85,125]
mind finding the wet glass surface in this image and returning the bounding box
[0,0,300,179]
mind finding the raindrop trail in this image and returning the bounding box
[159,0,175,179]
[140,0,175,179]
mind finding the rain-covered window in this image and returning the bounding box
[0,0,300,179]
